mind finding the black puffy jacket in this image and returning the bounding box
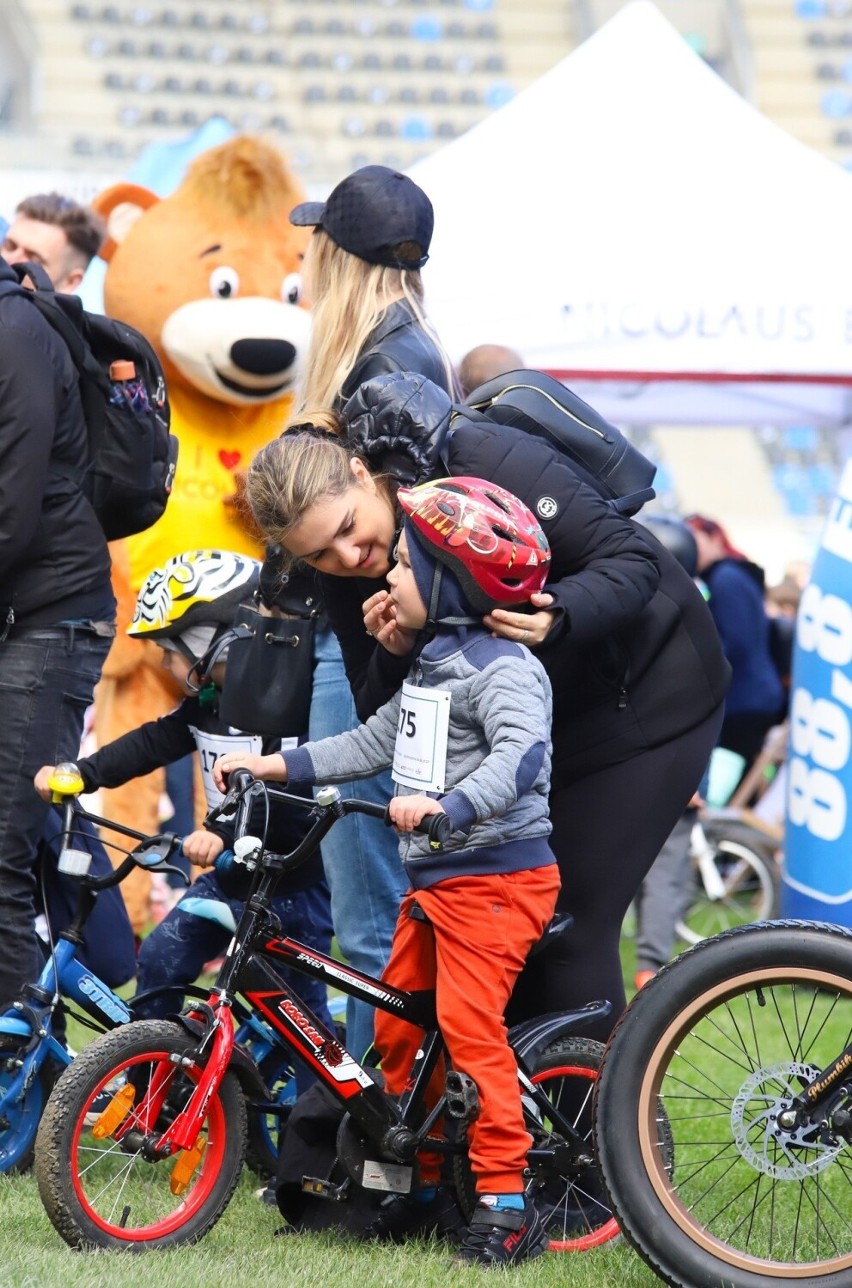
[326,372,730,783]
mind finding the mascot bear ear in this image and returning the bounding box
[92,183,161,263]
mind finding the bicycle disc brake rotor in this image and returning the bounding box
[730,1061,845,1179]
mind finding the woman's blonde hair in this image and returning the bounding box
[247,419,394,572]
[297,229,457,411]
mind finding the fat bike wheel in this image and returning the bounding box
[594,920,852,1288]
[677,822,780,945]
[454,1037,620,1252]
[35,1020,246,1250]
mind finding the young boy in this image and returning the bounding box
[35,548,334,1093]
[214,478,560,1268]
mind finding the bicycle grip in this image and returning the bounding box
[422,812,452,851]
[382,808,452,850]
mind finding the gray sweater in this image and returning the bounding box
[282,634,555,889]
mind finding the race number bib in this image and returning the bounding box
[391,681,451,793]
[190,728,298,810]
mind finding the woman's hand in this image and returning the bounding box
[388,795,445,833]
[363,589,418,657]
[182,829,224,869]
[212,752,286,794]
[483,591,557,647]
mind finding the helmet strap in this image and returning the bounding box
[424,562,478,630]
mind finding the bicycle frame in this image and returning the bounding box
[133,777,607,1186]
[0,793,292,1173]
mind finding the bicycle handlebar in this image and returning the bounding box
[211,770,454,877]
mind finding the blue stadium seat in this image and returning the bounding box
[782,424,819,452]
[401,114,432,140]
[809,464,837,496]
[820,89,852,116]
[795,0,828,17]
[411,15,443,39]
[484,82,513,107]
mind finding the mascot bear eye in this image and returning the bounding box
[281,272,302,305]
[209,266,240,298]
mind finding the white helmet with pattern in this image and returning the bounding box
[128,549,260,641]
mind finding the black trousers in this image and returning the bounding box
[507,703,724,1042]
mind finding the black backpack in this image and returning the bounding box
[462,369,656,516]
[2,262,179,541]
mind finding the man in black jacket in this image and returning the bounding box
[0,254,115,1009]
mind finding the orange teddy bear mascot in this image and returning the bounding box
[91,136,310,930]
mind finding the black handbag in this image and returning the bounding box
[218,605,316,738]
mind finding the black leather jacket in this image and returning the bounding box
[329,372,730,782]
[339,298,450,405]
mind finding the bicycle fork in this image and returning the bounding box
[94,998,236,1189]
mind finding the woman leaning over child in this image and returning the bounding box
[246,372,730,1041]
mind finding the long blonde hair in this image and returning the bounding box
[297,230,457,411]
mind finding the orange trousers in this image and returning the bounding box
[374,865,560,1195]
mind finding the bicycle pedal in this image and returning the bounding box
[301,1175,350,1202]
[445,1070,480,1121]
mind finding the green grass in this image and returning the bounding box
[1,1165,662,1288]
[1,936,655,1284]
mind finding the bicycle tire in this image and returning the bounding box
[0,1039,58,1174]
[676,821,780,945]
[594,920,852,1288]
[243,1046,297,1180]
[454,1036,620,1252]
[35,1019,246,1250]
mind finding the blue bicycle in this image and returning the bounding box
[0,766,302,1177]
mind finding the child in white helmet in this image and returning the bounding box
[35,549,334,1094]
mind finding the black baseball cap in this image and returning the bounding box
[290,165,433,269]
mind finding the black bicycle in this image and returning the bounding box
[35,770,618,1253]
[594,919,852,1288]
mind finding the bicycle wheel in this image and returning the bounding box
[243,1046,297,1180]
[676,821,780,945]
[454,1037,620,1252]
[35,1019,246,1250]
[0,1039,58,1174]
[594,921,852,1288]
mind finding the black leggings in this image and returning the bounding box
[507,704,724,1041]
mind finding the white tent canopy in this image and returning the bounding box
[411,2,852,425]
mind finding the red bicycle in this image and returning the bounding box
[35,770,618,1253]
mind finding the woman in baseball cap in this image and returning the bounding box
[289,164,457,413]
[256,165,458,1066]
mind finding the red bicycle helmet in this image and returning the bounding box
[397,476,551,612]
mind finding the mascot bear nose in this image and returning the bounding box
[230,338,297,376]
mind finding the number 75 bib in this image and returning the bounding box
[391,681,452,793]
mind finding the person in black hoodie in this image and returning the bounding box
[244,372,730,1041]
[34,549,333,1090]
[0,255,115,1010]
